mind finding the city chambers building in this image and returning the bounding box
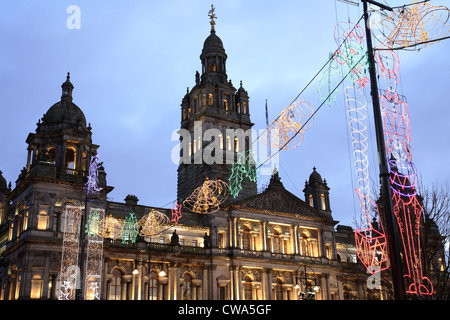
[0,14,381,301]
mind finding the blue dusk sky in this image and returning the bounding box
[1,0,449,227]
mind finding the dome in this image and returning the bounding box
[202,31,226,56]
[308,167,323,185]
[41,73,87,130]
[42,100,87,129]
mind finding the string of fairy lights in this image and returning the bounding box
[57,1,450,299]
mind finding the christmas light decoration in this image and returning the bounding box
[334,21,389,275]
[354,190,389,274]
[372,1,450,50]
[375,41,433,295]
[59,205,82,300]
[229,149,258,198]
[183,178,229,214]
[84,154,102,195]
[139,209,171,237]
[318,22,368,105]
[85,208,105,300]
[102,214,122,239]
[120,212,139,243]
[171,201,182,225]
[390,166,433,295]
[260,100,314,151]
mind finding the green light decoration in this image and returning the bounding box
[120,212,140,243]
[229,149,258,198]
[85,209,103,238]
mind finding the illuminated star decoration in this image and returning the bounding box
[85,154,103,195]
[183,178,229,214]
[171,201,182,225]
[229,149,258,198]
[139,209,171,237]
[120,212,139,243]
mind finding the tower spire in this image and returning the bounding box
[208,4,217,32]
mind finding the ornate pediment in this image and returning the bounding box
[228,173,331,222]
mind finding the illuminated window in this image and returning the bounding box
[242,102,247,114]
[301,236,310,256]
[202,94,206,106]
[308,194,313,207]
[275,278,284,300]
[326,244,332,259]
[218,232,225,249]
[218,134,223,149]
[208,93,213,105]
[47,147,56,164]
[183,273,192,300]
[109,269,122,300]
[65,147,76,174]
[23,211,29,231]
[234,137,239,152]
[8,222,14,241]
[223,99,228,110]
[226,136,231,151]
[149,271,158,300]
[243,276,253,300]
[82,152,87,172]
[273,230,281,253]
[242,226,251,250]
[182,109,186,120]
[30,274,43,299]
[37,210,49,230]
[188,108,191,118]
[320,194,326,210]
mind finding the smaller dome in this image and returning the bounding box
[42,100,86,129]
[41,73,87,130]
[202,31,226,55]
[309,167,323,185]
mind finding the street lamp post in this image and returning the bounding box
[294,265,320,300]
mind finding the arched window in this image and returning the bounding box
[208,93,213,105]
[109,269,122,300]
[243,276,253,300]
[241,226,251,250]
[308,194,313,207]
[149,271,158,300]
[65,147,76,172]
[301,235,310,256]
[37,210,49,230]
[183,273,193,300]
[30,274,43,299]
[343,285,352,300]
[275,278,284,300]
[320,193,326,210]
[47,147,56,164]
[273,230,281,253]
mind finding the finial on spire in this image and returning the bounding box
[208,4,217,32]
